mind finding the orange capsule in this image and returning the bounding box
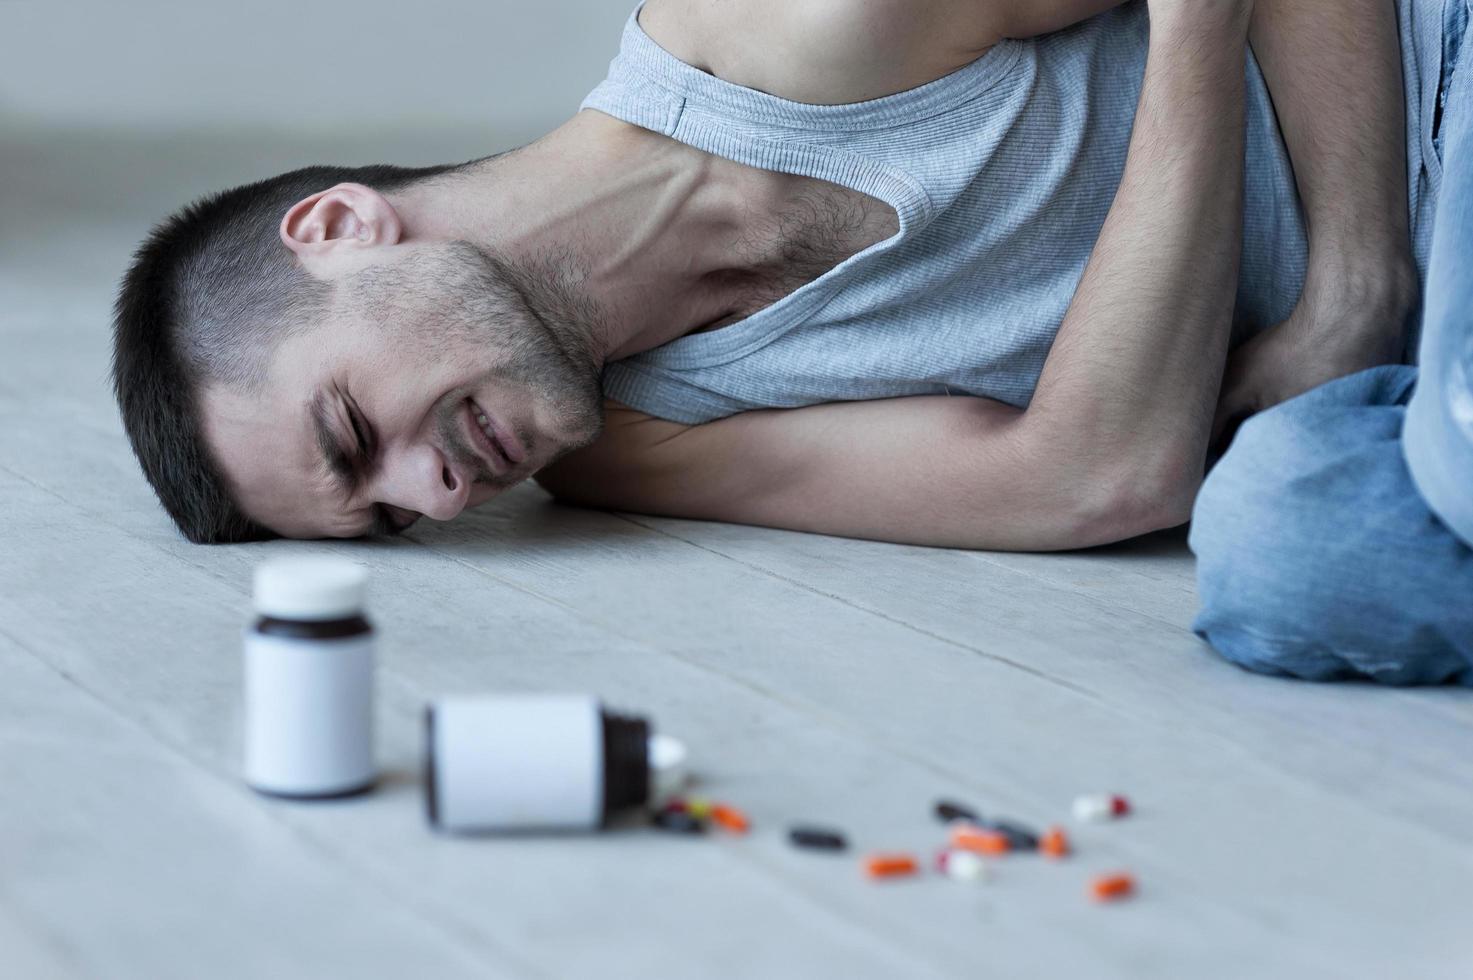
[864,853,920,879]
[1090,872,1135,902]
[949,823,1011,855]
[711,803,750,834]
[1041,826,1071,859]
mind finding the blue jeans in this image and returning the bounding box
[1188,9,1473,685]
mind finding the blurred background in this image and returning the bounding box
[0,0,628,131]
[0,0,632,299]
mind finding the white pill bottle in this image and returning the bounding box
[243,557,376,798]
[425,694,689,832]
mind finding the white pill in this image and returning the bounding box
[941,849,989,882]
[1072,794,1113,823]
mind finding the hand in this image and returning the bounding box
[1211,263,1416,450]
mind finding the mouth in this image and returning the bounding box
[464,398,524,474]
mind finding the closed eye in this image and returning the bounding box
[341,394,419,537]
[345,394,375,463]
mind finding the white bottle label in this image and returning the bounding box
[243,631,374,796]
[431,695,602,831]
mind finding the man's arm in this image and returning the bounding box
[538,1,1252,552]
[951,0,1419,439]
[1212,0,1419,440]
[1249,0,1413,279]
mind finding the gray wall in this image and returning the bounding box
[0,0,636,301]
[0,0,631,132]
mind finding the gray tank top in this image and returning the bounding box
[581,0,1445,424]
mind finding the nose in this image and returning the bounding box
[373,441,470,522]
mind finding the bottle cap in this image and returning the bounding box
[253,557,368,621]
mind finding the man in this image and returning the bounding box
[113,1,1468,679]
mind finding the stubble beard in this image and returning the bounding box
[424,241,609,491]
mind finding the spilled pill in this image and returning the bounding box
[711,803,750,834]
[935,848,989,882]
[1072,793,1130,823]
[1090,872,1136,902]
[788,826,848,851]
[1072,795,1109,822]
[988,820,1039,851]
[1041,826,1071,858]
[934,799,981,824]
[864,853,920,879]
[949,823,1011,855]
[652,809,706,834]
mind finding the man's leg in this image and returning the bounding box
[1187,7,1473,685]
[1404,0,1473,544]
[1189,366,1473,685]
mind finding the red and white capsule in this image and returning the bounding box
[1072,794,1131,823]
[935,848,989,882]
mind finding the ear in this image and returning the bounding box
[279,182,403,269]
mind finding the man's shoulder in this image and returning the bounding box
[637,0,1006,106]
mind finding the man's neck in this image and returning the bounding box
[388,110,794,364]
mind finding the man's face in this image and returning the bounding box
[201,241,605,538]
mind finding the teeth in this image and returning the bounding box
[471,404,503,460]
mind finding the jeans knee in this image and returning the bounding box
[1189,396,1473,685]
[1189,424,1354,680]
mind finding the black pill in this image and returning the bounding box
[934,800,981,824]
[653,809,707,834]
[989,820,1039,850]
[788,826,848,851]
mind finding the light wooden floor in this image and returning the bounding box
[4,126,1471,980]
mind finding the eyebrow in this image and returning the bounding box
[308,391,408,538]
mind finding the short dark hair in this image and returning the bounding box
[112,162,460,543]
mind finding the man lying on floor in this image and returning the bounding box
[113,0,1471,683]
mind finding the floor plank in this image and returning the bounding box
[620,511,1473,843]
[401,499,1473,978]
[0,471,968,979]
[0,630,526,980]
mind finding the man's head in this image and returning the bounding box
[113,159,607,542]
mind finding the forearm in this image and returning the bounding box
[1249,0,1417,302]
[1024,5,1250,518]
